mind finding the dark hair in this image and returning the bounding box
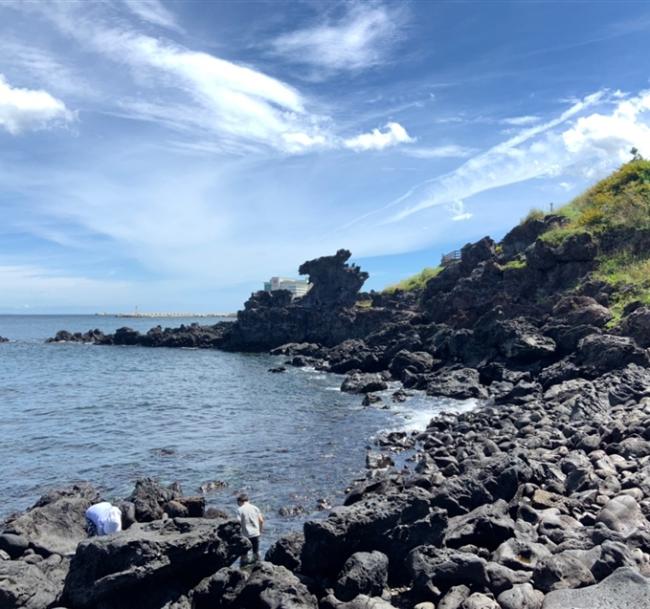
[237,493,249,503]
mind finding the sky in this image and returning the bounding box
[1,0,650,313]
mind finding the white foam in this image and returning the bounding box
[392,397,479,432]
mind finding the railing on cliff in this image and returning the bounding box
[440,249,461,266]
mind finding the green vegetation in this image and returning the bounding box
[384,266,442,293]
[501,258,527,271]
[521,207,545,224]
[541,159,650,245]
[594,251,650,324]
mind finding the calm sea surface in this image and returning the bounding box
[0,315,472,546]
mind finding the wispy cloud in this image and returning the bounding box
[122,0,182,32]
[0,74,74,134]
[270,2,406,75]
[402,144,477,159]
[384,89,649,222]
[344,122,414,152]
[501,115,541,126]
[448,200,472,221]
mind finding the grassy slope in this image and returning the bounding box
[384,266,443,293]
[543,160,650,321]
[383,160,650,321]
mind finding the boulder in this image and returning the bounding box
[532,552,595,592]
[265,532,304,572]
[542,567,650,609]
[335,551,389,602]
[461,593,500,609]
[301,488,447,580]
[425,367,488,400]
[621,306,650,348]
[128,478,182,522]
[0,560,62,609]
[596,495,649,537]
[408,547,489,598]
[389,350,435,380]
[62,517,249,609]
[191,567,247,609]
[437,585,470,609]
[493,538,551,571]
[341,373,388,394]
[576,334,649,374]
[230,561,317,609]
[2,483,99,556]
[0,534,29,559]
[444,500,515,551]
[497,583,544,609]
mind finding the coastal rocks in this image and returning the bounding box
[0,336,8,343]
[425,367,487,400]
[596,495,649,536]
[301,488,447,579]
[62,517,249,609]
[2,483,99,556]
[388,350,436,381]
[532,553,595,592]
[341,373,388,394]
[334,551,389,601]
[127,478,201,522]
[227,562,318,609]
[541,567,650,609]
[0,559,62,609]
[622,306,650,348]
[408,546,489,598]
[299,249,368,309]
[444,500,515,551]
[576,334,650,375]
[0,534,29,559]
[265,532,304,572]
[497,583,544,609]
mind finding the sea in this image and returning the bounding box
[0,315,475,548]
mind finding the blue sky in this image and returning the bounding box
[1,0,650,313]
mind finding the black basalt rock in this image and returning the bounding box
[298,249,368,308]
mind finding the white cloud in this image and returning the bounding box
[501,115,541,126]
[344,122,414,152]
[0,74,74,134]
[448,200,472,221]
[384,90,615,222]
[403,145,476,159]
[122,0,181,32]
[270,3,405,73]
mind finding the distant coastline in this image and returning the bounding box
[95,312,236,318]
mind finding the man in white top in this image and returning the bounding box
[236,493,264,565]
[85,501,123,536]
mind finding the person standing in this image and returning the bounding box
[236,493,264,565]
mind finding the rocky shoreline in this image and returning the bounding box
[6,185,650,607]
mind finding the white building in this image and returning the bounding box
[264,276,311,298]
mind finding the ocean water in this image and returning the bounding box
[0,315,472,546]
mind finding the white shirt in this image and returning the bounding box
[237,502,261,538]
[86,502,122,536]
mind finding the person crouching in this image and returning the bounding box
[85,501,123,536]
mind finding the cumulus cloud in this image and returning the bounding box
[0,74,74,134]
[270,3,405,73]
[344,122,414,152]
